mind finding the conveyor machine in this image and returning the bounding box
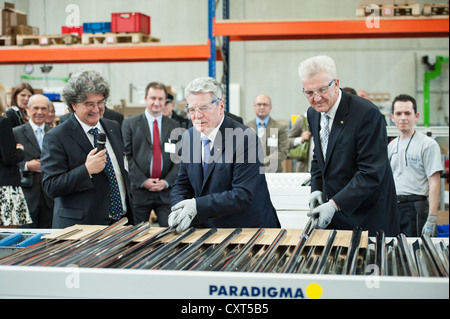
[0,218,448,299]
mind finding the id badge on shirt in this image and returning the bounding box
[267,136,278,147]
[164,140,176,154]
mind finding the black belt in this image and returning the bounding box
[397,195,427,203]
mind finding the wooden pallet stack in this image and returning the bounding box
[356,0,449,17]
[81,32,160,45]
[0,11,160,47]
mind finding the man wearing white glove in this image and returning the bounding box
[389,94,443,237]
[170,77,280,233]
[300,55,400,236]
[422,214,437,237]
[308,200,339,230]
[168,199,197,233]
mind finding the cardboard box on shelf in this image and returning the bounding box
[10,24,34,36]
[358,0,394,6]
[0,2,27,35]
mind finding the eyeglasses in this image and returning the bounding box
[83,100,106,109]
[302,79,335,98]
[186,98,220,115]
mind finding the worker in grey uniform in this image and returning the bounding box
[388,94,443,237]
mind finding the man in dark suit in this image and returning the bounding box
[299,55,399,236]
[169,77,280,233]
[41,70,134,228]
[59,107,124,127]
[13,94,54,228]
[122,82,180,226]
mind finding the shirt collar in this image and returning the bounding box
[28,120,46,132]
[201,115,225,144]
[256,116,270,127]
[74,114,103,134]
[145,110,162,125]
[324,89,342,120]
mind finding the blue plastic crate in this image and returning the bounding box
[437,224,449,237]
[43,93,61,101]
[83,22,111,34]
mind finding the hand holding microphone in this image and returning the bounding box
[85,133,108,175]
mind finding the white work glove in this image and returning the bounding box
[422,214,437,237]
[309,191,323,210]
[169,199,197,233]
[307,201,338,229]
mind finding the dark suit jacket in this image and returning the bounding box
[170,112,189,129]
[13,123,54,224]
[59,108,124,127]
[122,113,180,206]
[41,115,134,228]
[308,90,399,236]
[171,115,280,228]
[0,116,24,186]
[5,107,26,129]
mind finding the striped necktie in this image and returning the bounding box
[320,113,330,160]
[89,128,123,221]
[202,137,211,176]
[257,121,265,139]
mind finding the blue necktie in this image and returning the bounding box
[89,128,123,220]
[35,127,43,150]
[202,137,211,176]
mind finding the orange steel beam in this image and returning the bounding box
[0,43,216,65]
[214,18,449,41]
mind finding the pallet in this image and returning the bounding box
[357,3,421,17]
[16,34,81,46]
[423,4,449,16]
[81,32,160,45]
[0,35,15,46]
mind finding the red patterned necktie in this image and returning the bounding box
[151,119,162,178]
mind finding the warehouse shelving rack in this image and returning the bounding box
[212,14,449,110]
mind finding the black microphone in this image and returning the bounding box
[97,133,106,152]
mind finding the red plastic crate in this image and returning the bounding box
[61,26,83,36]
[111,12,150,35]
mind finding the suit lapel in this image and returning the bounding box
[201,117,228,190]
[101,119,124,169]
[138,113,152,145]
[310,110,326,167]
[160,116,171,146]
[67,114,95,154]
[23,123,41,154]
[324,94,350,169]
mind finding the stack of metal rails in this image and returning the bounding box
[0,218,448,298]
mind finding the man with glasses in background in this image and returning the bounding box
[41,70,134,228]
[245,94,289,173]
[168,77,280,233]
[301,55,399,236]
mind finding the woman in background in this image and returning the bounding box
[6,82,34,128]
[0,83,32,227]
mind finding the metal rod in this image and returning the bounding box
[158,228,218,270]
[250,229,286,273]
[281,217,316,273]
[396,233,419,277]
[189,227,242,271]
[375,229,386,276]
[315,229,337,275]
[343,226,362,275]
[421,234,448,277]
